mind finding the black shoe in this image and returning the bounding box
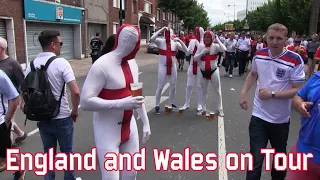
[172,104,178,111]
[154,106,160,115]
[13,171,25,180]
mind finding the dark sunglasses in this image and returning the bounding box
[51,42,63,46]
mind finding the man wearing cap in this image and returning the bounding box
[236,31,251,76]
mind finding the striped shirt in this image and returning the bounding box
[251,48,305,124]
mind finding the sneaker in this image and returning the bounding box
[154,106,160,115]
[217,109,224,117]
[12,133,27,147]
[171,104,178,111]
[229,74,233,78]
[181,104,189,110]
[197,109,205,116]
[13,171,25,180]
[197,105,202,112]
[75,177,82,180]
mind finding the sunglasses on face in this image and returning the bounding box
[51,42,63,46]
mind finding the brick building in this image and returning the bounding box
[0,0,25,64]
[1,0,84,69]
[109,0,182,45]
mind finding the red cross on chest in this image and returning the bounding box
[201,53,218,80]
[192,46,198,75]
[98,62,133,145]
[158,41,177,75]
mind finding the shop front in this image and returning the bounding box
[23,0,83,63]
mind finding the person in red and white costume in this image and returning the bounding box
[181,27,205,111]
[150,27,189,114]
[194,30,227,116]
[80,24,151,180]
[287,36,308,78]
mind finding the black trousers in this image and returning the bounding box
[246,116,290,180]
[225,52,236,75]
[0,122,12,158]
[238,50,249,75]
[92,55,99,64]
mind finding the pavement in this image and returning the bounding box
[0,47,302,180]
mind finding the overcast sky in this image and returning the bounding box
[197,0,248,26]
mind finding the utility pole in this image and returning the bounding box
[119,0,123,25]
[309,0,319,34]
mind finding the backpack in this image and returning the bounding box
[21,56,65,125]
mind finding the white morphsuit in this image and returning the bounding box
[194,30,227,116]
[181,27,204,111]
[150,27,189,110]
[80,25,151,180]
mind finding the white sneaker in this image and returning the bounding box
[76,178,82,180]
[181,104,189,110]
[229,74,233,78]
[197,105,202,112]
[197,109,205,116]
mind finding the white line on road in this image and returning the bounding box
[218,77,228,180]
[28,105,81,136]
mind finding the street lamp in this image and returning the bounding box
[227,2,236,22]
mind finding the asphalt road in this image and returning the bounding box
[0,51,302,180]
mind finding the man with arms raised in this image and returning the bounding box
[239,23,305,180]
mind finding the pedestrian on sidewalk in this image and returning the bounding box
[240,23,305,180]
[287,71,320,180]
[90,32,103,64]
[0,37,27,148]
[0,70,25,179]
[22,30,81,180]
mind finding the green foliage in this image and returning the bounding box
[246,0,312,34]
[213,0,315,34]
[157,0,211,31]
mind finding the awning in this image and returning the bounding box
[139,16,155,24]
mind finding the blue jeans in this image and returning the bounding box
[246,116,290,180]
[37,116,75,180]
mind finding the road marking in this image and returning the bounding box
[218,77,228,180]
[28,105,81,136]
[27,128,39,136]
[137,83,170,119]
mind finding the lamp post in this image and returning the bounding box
[227,2,236,23]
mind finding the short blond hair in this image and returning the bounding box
[267,23,288,37]
[0,37,7,49]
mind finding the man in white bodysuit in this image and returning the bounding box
[181,27,205,112]
[80,24,151,180]
[194,30,227,117]
[150,27,189,114]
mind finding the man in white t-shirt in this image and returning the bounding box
[240,24,305,180]
[23,30,81,180]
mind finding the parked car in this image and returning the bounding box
[147,36,164,54]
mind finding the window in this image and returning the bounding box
[157,9,161,21]
[163,12,166,20]
[113,23,119,34]
[132,0,137,13]
[144,1,152,14]
[113,0,125,9]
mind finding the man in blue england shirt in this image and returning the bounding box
[0,70,25,179]
[288,71,320,179]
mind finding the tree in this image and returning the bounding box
[157,0,210,31]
